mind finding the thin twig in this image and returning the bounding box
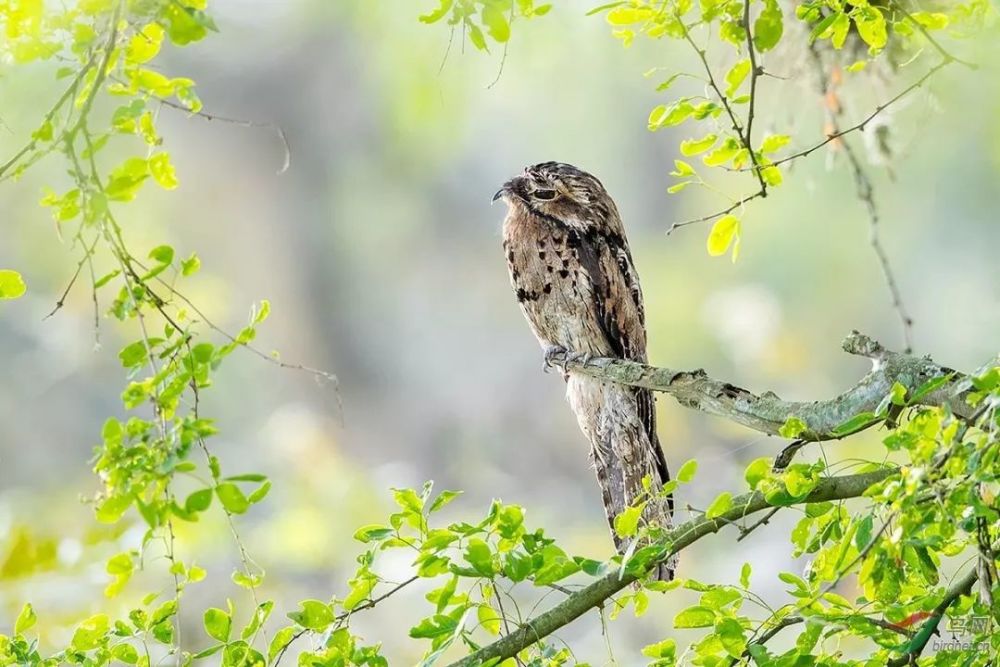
[736,507,780,542]
[766,59,951,171]
[666,189,766,233]
[150,92,291,175]
[808,44,914,353]
[678,16,768,194]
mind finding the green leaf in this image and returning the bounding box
[181,253,201,276]
[648,99,695,130]
[533,544,581,585]
[477,604,502,635]
[464,538,496,576]
[149,153,179,190]
[15,603,37,634]
[855,514,874,551]
[614,505,643,537]
[680,133,718,156]
[268,627,296,662]
[287,600,333,631]
[419,0,453,24]
[716,617,747,657]
[853,6,887,50]
[705,492,733,519]
[753,0,783,51]
[760,165,782,187]
[232,569,264,589]
[467,23,487,51]
[105,157,149,202]
[354,524,394,543]
[96,494,131,523]
[409,614,458,639]
[216,483,250,514]
[724,59,750,97]
[703,137,741,166]
[706,215,740,257]
[779,416,807,438]
[0,270,27,300]
[889,381,908,406]
[677,458,698,483]
[71,614,109,651]
[429,490,461,512]
[674,605,715,628]
[739,562,751,588]
[641,638,676,659]
[744,457,771,489]
[112,643,139,664]
[671,159,696,177]
[761,134,791,153]
[203,608,232,643]
[832,411,878,436]
[481,4,510,42]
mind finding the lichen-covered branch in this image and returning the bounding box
[550,331,988,441]
[446,468,896,667]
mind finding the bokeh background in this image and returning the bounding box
[1,1,998,663]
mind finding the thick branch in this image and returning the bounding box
[446,469,895,667]
[550,331,985,441]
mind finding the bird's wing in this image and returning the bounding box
[571,227,670,489]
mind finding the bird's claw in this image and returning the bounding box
[543,345,567,373]
[543,345,591,373]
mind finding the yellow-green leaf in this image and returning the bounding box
[680,133,718,156]
[0,270,27,300]
[706,215,740,257]
[705,491,732,519]
[149,153,179,190]
[724,59,751,97]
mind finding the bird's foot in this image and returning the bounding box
[542,344,568,373]
[542,345,590,372]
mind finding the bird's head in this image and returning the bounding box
[492,162,616,227]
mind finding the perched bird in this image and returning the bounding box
[493,161,674,580]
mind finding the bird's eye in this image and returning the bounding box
[533,189,557,201]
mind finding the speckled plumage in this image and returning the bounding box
[495,162,674,580]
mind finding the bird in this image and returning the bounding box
[493,161,674,580]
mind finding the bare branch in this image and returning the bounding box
[548,331,987,441]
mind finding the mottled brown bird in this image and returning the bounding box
[493,161,674,580]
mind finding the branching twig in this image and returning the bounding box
[678,17,768,194]
[766,59,951,171]
[666,189,766,233]
[808,44,914,353]
[445,469,896,667]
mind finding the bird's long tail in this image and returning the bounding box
[566,375,675,581]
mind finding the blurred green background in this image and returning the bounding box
[0,1,997,663]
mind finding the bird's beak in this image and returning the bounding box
[492,177,522,204]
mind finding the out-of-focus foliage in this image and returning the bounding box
[421,0,996,259]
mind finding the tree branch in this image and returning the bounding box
[445,469,896,667]
[548,331,986,441]
[886,567,979,667]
